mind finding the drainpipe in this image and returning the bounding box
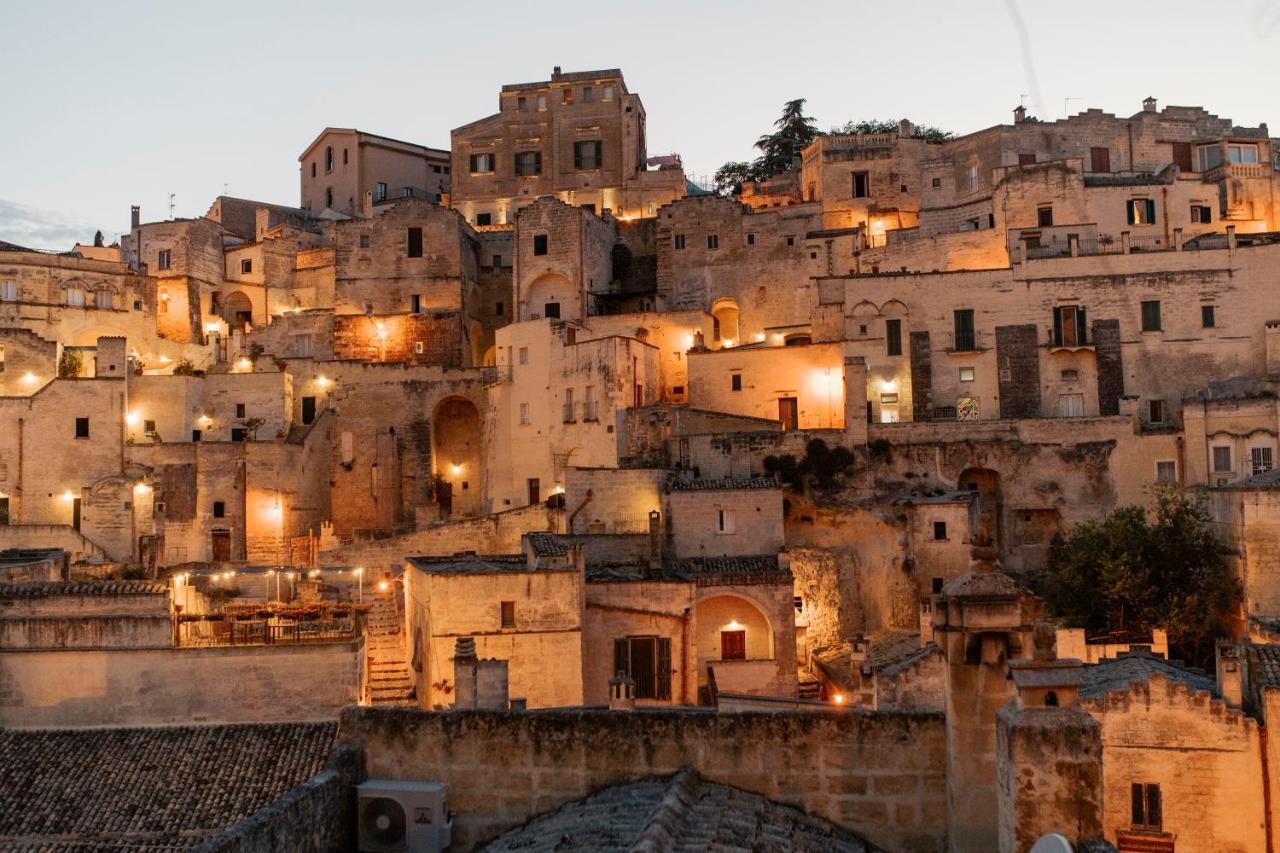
[567,488,593,533]
[16,417,23,523]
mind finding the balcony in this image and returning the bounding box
[176,603,366,647]
[1203,162,1266,182]
[563,402,576,423]
[583,401,599,422]
[482,365,512,385]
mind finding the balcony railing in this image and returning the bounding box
[563,402,576,423]
[177,612,363,647]
[583,401,599,421]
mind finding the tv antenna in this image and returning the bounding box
[168,193,176,220]
[1063,96,1082,118]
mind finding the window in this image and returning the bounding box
[958,366,975,382]
[411,294,422,314]
[953,309,976,352]
[229,427,246,442]
[414,341,424,355]
[562,388,575,423]
[1061,368,1080,382]
[1057,393,1084,417]
[469,152,494,174]
[359,234,370,249]
[519,402,530,424]
[1037,206,1053,227]
[746,232,755,246]
[1019,153,1037,165]
[1053,305,1088,347]
[933,521,948,540]
[1201,305,1216,328]
[966,166,979,194]
[1155,461,1177,483]
[407,227,423,258]
[1213,446,1233,473]
[518,347,529,365]
[1090,147,1111,173]
[66,288,85,307]
[343,148,348,165]
[1,280,17,301]
[533,234,548,256]
[500,601,516,628]
[852,172,869,198]
[602,85,614,100]
[1141,300,1162,332]
[706,234,719,250]
[880,393,899,423]
[785,236,795,246]
[495,300,504,316]
[720,630,746,660]
[562,88,573,105]
[674,234,686,250]
[95,289,113,309]
[192,429,202,442]
[515,151,543,176]
[213,501,225,518]
[614,636,672,700]
[157,249,172,271]
[144,419,155,433]
[517,95,527,111]
[1228,143,1259,164]
[376,182,387,201]
[731,374,742,392]
[0,345,4,373]
[292,334,313,357]
[931,176,942,188]
[544,302,560,319]
[1131,783,1162,831]
[584,385,598,420]
[1149,399,1165,424]
[884,319,902,356]
[537,95,547,111]
[324,145,333,173]
[583,86,593,102]
[1191,204,1212,223]
[717,508,736,534]
[401,187,414,198]
[240,259,252,274]
[311,163,316,178]
[325,187,333,207]
[1253,447,1275,477]
[302,396,316,425]
[573,140,603,170]
[235,402,247,419]
[430,164,442,173]
[75,417,89,438]
[1127,198,1157,226]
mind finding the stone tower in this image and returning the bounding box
[997,623,1104,852]
[932,531,1038,852]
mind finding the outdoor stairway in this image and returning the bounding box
[797,673,822,700]
[366,591,415,706]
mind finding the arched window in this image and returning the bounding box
[325,187,334,208]
[324,146,333,173]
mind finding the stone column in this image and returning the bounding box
[842,356,868,445]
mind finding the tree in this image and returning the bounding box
[754,98,819,178]
[93,230,104,248]
[713,161,758,197]
[830,119,954,143]
[763,438,855,491]
[1036,484,1239,668]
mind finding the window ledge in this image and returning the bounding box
[1048,344,1095,353]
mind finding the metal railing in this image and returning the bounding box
[177,615,361,647]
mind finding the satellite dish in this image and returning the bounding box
[1030,834,1073,853]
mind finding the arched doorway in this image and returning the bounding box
[710,298,740,347]
[523,273,576,322]
[695,592,776,696]
[958,467,1001,548]
[432,396,482,518]
[222,291,254,332]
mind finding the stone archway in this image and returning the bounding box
[523,273,576,322]
[432,396,482,518]
[710,298,740,347]
[694,592,776,695]
[958,466,1002,548]
[222,291,253,331]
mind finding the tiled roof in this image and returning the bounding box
[0,580,169,598]
[0,722,336,849]
[666,477,779,492]
[1079,649,1216,698]
[526,532,568,557]
[1222,466,1280,491]
[1248,643,1280,689]
[941,571,1026,600]
[482,769,878,852]
[674,554,785,576]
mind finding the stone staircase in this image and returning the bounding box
[798,672,822,700]
[365,589,415,706]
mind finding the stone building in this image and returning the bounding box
[450,67,687,224]
[299,127,450,216]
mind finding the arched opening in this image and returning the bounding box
[222,291,254,332]
[958,466,1002,548]
[523,273,576,322]
[1045,690,1059,707]
[711,299,740,347]
[784,334,811,346]
[432,396,482,518]
[695,593,775,696]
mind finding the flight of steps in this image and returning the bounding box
[365,591,415,706]
[797,673,822,700]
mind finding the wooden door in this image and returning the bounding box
[72,498,81,531]
[527,478,540,506]
[0,497,8,526]
[720,630,746,661]
[1090,147,1111,173]
[211,529,231,561]
[778,397,798,431]
[1171,142,1193,173]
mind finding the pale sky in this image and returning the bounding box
[3,0,1278,250]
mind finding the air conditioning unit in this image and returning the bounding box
[357,780,451,853]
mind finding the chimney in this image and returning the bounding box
[552,65,562,79]
[1143,96,1158,113]
[453,637,478,709]
[897,118,912,138]
[130,205,141,230]
[1013,105,1027,124]
[647,510,662,572]
[1217,640,1243,707]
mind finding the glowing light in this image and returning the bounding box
[21,372,38,384]
[205,323,222,334]
[198,414,212,425]
[61,490,75,501]
[879,377,899,393]
[315,375,331,388]
[133,482,151,494]
[832,693,846,705]
[159,355,171,363]
[354,567,364,576]
[377,581,389,592]
[309,570,320,578]
[375,321,388,339]
[449,464,463,477]
[754,332,766,342]
[551,485,565,495]
[126,411,141,427]
[236,358,252,371]
[724,619,744,631]
[722,338,736,349]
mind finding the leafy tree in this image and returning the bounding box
[93,230,104,248]
[830,119,954,142]
[1036,484,1238,668]
[763,439,855,491]
[713,161,758,197]
[58,348,83,378]
[172,358,196,375]
[754,98,819,178]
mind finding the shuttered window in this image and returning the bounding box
[1130,783,1162,830]
[515,151,542,176]
[1127,198,1157,225]
[1052,306,1088,347]
[406,227,423,258]
[885,319,902,356]
[573,140,603,170]
[1141,300,1161,332]
[953,309,976,352]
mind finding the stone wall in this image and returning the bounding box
[337,706,948,852]
[0,640,363,727]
